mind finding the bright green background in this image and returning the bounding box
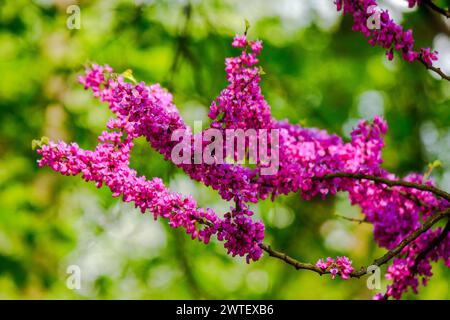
[0,0,449,299]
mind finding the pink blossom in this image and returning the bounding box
[316,256,354,280]
[232,34,248,48]
[36,34,449,299]
[335,0,438,66]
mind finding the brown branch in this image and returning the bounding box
[194,202,450,280]
[259,243,327,275]
[422,0,450,37]
[259,208,450,278]
[418,57,450,81]
[352,207,450,275]
[412,219,450,273]
[422,0,450,18]
[392,188,435,209]
[316,172,450,202]
[335,214,369,224]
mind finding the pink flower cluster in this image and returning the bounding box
[374,224,450,300]
[335,0,438,65]
[210,35,271,131]
[36,34,449,298]
[37,65,266,263]
[316,256,354,280]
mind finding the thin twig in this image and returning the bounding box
[193,199,450,279]
[335,214,369,224]
[412,219,450,273]
[422,0,450,18]
[259,243,326,274]
[392,188,434,209]
[352,207,450,276]
[259,208,450,278]
[418,57,450,81]
[316,172,450,202]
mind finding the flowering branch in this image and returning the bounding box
[412,219,450,273]
[355,207,450,274]
[260,207,450,278]
[35,33,449,299]
[317,172,450,202]
[388,187,435,209]
[418,57,450,81]
[336,0,450,82]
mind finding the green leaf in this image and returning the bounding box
[424,160,442,180]
[244,19,250,35]
[31,136,49,150]
[121,69,137,84]
[258,66,266,75]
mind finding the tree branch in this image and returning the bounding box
[391,187,435,209]
[412,218,450,273]
[193,193,449,280]
[259,208,450,278]
[422,0,450,18]
[335,214,369,224]
[418,57,450,81]
[259,243,326,274]
[352,207,450,275]
[316,172,450,202]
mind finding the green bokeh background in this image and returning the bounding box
[0,0,449,299]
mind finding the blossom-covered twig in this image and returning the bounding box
[353,207,450,275]
[318,172,450,201]
[335,0,450,81]
[260,208,449,279]
[418,57,450,81]
[412,219,450,273]
[35,33,449,299]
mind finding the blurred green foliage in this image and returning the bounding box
[0,0,449,299]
